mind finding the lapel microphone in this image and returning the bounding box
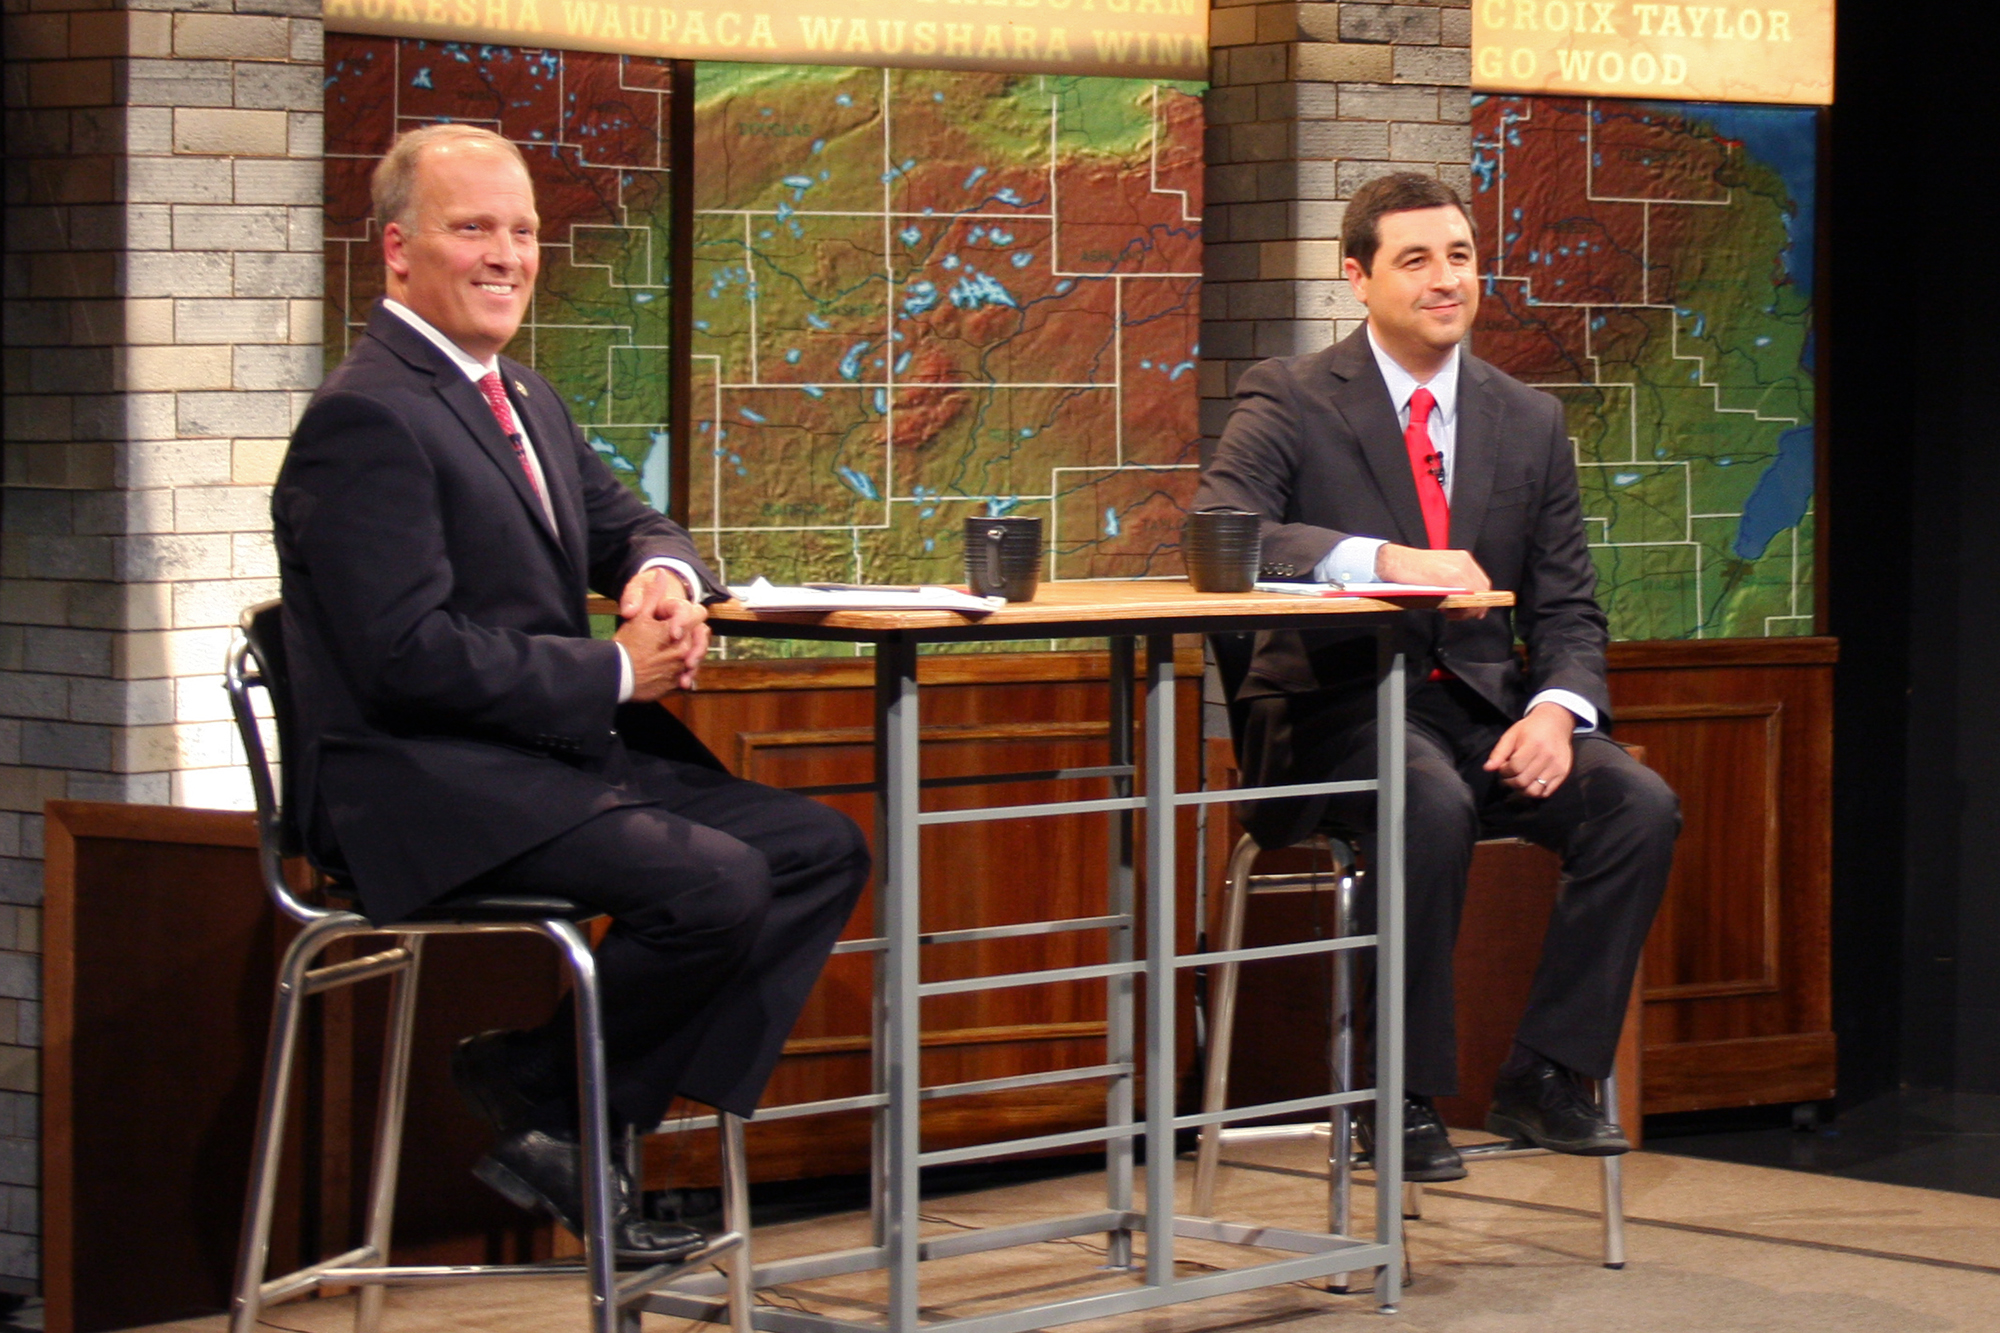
[1427,451,1447,491]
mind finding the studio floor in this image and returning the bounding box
[115,1121,2000,1333]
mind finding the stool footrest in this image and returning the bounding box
[292,1230,745,1305]
[302,947,411,994]
[256,1245,378,1303]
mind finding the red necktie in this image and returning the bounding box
[1404,385,1449,549]
[478,370,548,512]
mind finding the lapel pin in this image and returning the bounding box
[512,378,528,397]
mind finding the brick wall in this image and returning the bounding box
[0,0,323,1291]
[1201,0,1473,452]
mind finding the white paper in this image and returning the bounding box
[728,577,1005,613]
[1253,581,1470,597]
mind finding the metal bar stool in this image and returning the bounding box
[225,600,755,1333]
[1191,831,1627,1272]
[1190,634,1626,1277]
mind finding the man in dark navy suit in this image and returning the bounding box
[275,125,868,1257]
[1196,173,1678,1184]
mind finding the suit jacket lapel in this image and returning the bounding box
[1448,356,1502,551]
[1324,330,1428,549]
[501,363,590,576]
[432,370,569,556]
[364,306,570,559]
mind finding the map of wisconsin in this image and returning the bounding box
[1472,95,1817,642]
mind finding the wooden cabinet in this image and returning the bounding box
[1608,637,1837,1114]
[1198,637,1837,1125]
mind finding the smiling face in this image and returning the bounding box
[1344,204,1478,379]
[382,140,540,362]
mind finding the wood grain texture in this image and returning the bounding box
[1642,1033,1840,1115]
[39,802,565,1330]
[712,576,1504,632]
[1609,649,1836,1113]
[1623,704,1783,1003]
[1607,636,1838,670]
[598,581,1510,639]
[41,803,283,1333]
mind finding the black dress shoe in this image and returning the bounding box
[1357,1094,1468,1182]
[452,1029,558,1134]
[475,1128,709,1264]
[1486,1058,1630,1155]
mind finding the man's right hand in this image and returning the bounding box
[1376,544,1492,619]
[615,607,704,702]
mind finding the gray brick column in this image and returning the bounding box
[0,0,323,1290]
[1201,0,1472,448]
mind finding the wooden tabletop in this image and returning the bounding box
[695,579,1513,644]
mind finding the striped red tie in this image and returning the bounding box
[478,370,547,510]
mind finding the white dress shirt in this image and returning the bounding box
[1312,324,1596,731]
[381,299,703,702]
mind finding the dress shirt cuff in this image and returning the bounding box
[639,556,704,601]
[1315,537,1387,585]
[1527,688,1597,733]
[615,644,635,704]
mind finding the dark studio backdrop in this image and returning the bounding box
[1825,0,2000,1102]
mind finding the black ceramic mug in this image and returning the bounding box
[1182,509,1263,593]
[964,515,1043,601]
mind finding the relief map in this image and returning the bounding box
[326,40,1204,656]
[325,38,684,509]
[1472,96,1818,640]
[687,64,1206,614]
[323,41,1810,647]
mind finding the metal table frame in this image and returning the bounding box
[641,595,1418,1330]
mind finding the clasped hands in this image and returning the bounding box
[614,566,710,700]
[1377,543,1573,799]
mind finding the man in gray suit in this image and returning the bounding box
[1195,173,1678,1181]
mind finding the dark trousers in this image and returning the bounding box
[1247,679,1679,1097]
[463,750,869,1128]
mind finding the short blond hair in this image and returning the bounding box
[371,124,530,232]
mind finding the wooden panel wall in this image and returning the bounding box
[41,638,1831,1327]
[40,648,1204,1323]
[1607,638,1837,1114]
[41,805,277,1333]
[651,648,1203,1185]
[41,803,564,1333]
[1198,639,1835,1125]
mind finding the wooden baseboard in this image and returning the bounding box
[1642,1033,1837,1115]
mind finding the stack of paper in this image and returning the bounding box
[728,578,1004,613]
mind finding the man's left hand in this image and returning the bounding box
[619,567,710,691]
[1482,702,1576,798]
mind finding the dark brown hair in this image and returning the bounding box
[1340,172,1474,274]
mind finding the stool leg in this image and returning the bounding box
[1599,1073,1627,1269]
[232,917,348,1333]
[355,935,423,1333]
[1193,835,1259,1215]
[549,921,620,1333]
[616,1127,644,1333]
[722,1112,755,1333]
[1327,857,1358,1292]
